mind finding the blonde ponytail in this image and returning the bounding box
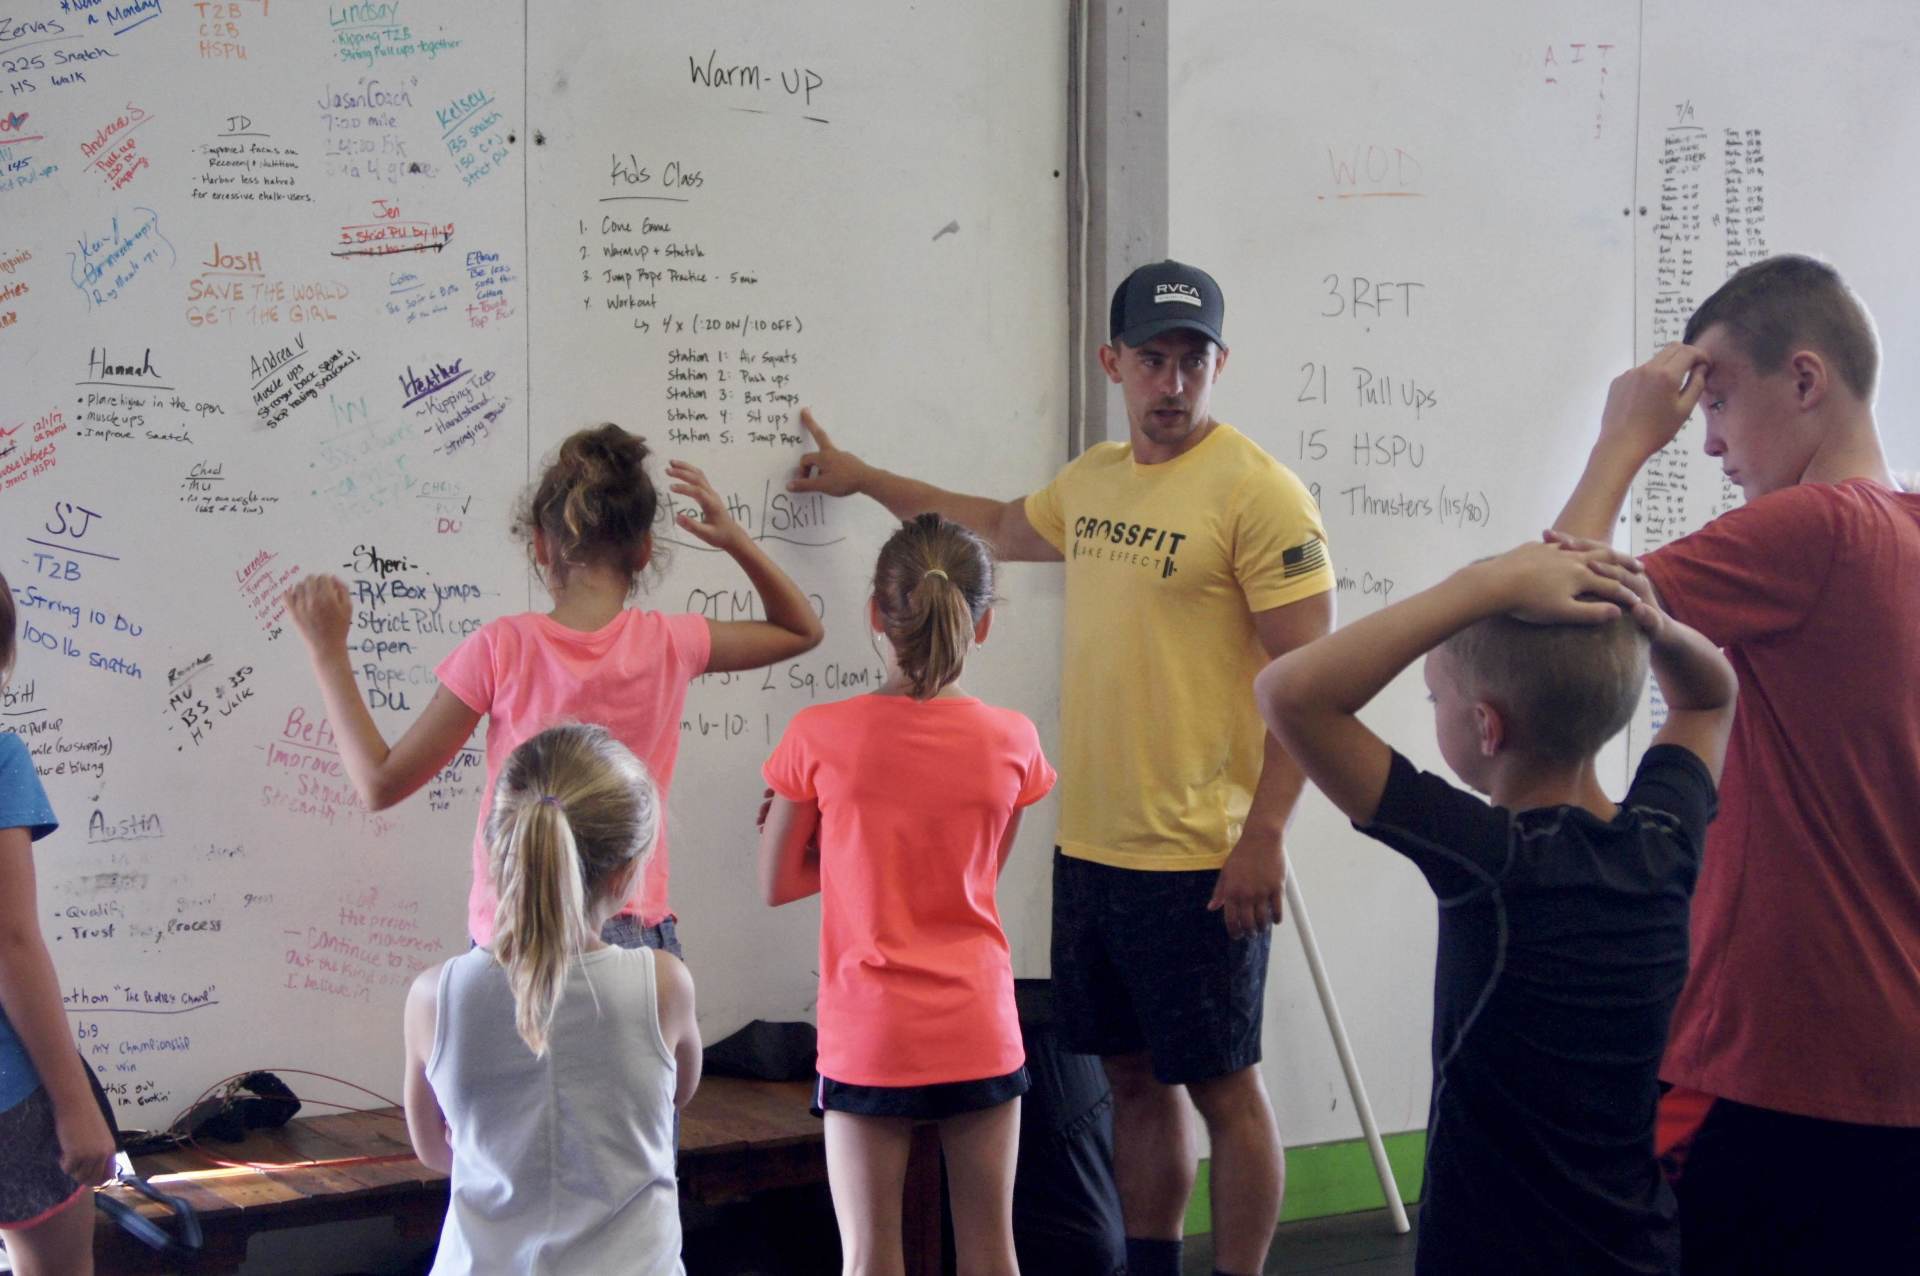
[490,798,590,1055]
[485,726,660,1057]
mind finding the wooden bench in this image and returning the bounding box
[94,1077,945,1274]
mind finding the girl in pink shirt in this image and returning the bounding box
[287,424,823,952]
[759,514,1055,1276]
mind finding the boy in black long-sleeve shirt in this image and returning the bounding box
[1256,536,1736,1275]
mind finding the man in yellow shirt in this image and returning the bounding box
[791,261,1335,1276]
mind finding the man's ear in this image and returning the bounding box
[1473,701,1506,758]
[1097,343,1123,385]
[1789,349,1831,411]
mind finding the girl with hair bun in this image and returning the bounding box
[286,424,823,955]
[402,723,699,1275]
[759,513,1056,1275]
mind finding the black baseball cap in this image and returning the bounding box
[1109,259,1226,349]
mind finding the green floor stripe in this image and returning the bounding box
[1183,1130,1426,1235]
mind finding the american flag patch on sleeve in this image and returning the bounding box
[1282,537,1327,579]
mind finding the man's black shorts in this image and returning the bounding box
[1050,849,1270,1085]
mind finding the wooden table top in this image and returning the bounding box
[97,1076,819,1224]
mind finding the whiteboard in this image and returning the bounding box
[1,1,1064,1128]
[1173,0,1919,1153]
[1626,2,1920,739]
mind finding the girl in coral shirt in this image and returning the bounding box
[760,514,1055,1276]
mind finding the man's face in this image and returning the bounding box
[1100,329,1226,450]
[1695,323,1812,500]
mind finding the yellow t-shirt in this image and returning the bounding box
[1024,423,1334,871]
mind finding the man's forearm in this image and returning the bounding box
[1243,730,1307,844]
[854,466,1026,558]
[858,467,1007,536]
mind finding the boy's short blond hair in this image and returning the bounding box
[1440,611,1649,763]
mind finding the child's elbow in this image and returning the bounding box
[762,879,803,907]
[1252,659,1310,734]
[1707,654,1740,709]
[362,779,404,812]
[0,923,42,956]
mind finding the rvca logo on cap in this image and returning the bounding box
[1153,282,1203,307]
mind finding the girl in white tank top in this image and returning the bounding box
[399,724,703,1276]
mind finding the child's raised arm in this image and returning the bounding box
[285,575,482,811]
[1256,541,1641,825]
[668,461,825,673]
[1564,536,1737,780]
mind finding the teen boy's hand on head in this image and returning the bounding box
[1558,345,1713,540]
[1599,343,1712,460]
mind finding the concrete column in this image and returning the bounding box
[1069,0,1168,452]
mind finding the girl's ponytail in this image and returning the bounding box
[485,725,660,1057]
[873,514,995,699]
[490,796,589,1055]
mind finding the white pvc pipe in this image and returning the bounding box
[1285,869,1412,1234]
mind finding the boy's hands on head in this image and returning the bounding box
[1593,557,1671,643]
[1598,343,1711,461]
[787,409,872,496]
[1542,529,1669,636]
[668,460,749,551]
[1472,539,1642,626]
[284,575,354,651]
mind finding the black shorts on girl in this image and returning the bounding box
[1050,849,1271,1085]
[812,1067,1029,1120]
[0,1086,88,1228]
[600,912,683,959]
